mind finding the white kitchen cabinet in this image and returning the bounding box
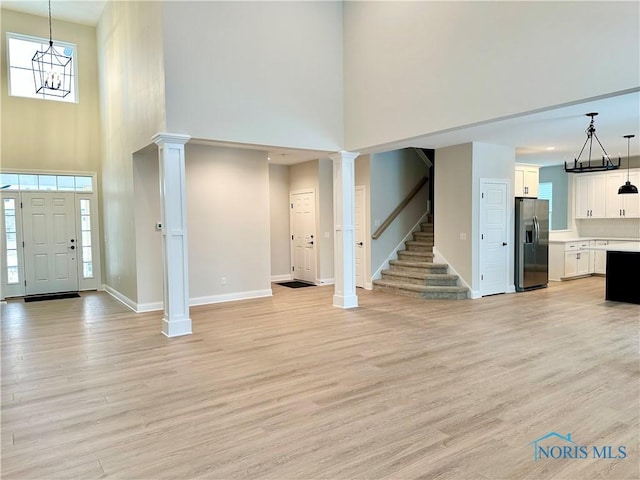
[575,174,606,219]
[593,240,608,274]
[515,165,539,197]
[560,241,591,279]
[605,170,640,218]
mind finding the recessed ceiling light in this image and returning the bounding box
[545,147,555,151]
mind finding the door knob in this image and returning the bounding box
[356,242,363,246]
[502,242,507,246]
[307,241,314,245]
[69,245,75,250]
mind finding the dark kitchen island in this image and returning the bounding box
[605,247,640,304]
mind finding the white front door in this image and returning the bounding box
[290,190,316,283]
[22,192,79,295]
[480,180,509,296]
[355,186,366,288]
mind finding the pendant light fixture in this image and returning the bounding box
[31,0,72,98]
[564,113,621,173]
[618,134,638,194]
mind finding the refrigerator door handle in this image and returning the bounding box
[533,216,539,244]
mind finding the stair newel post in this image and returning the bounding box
[152,133,192,337]
[330,151,360,309]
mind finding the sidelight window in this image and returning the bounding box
[3,198,19,284]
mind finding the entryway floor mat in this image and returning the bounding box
[24,292,80,302]
[276,281,316,289]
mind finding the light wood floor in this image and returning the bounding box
[1,277,639,479]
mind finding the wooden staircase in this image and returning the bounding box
[372,216,469,300]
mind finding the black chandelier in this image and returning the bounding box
[564,113,621,173]
[31,0,72,98]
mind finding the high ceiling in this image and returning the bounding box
[3,1,639,167]
[1,0,106,26]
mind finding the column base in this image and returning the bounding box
[162,317,193,337]
[333,294,359,309]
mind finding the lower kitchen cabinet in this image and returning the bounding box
[593,240,608,274]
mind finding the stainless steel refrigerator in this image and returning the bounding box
[515,198,549,291]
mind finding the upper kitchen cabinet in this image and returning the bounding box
[515,164,539,197]
[605,169,640,218]
[575,173,606,219]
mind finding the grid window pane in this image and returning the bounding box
[8,34,76,103]
[19,174,38,190]
[75,177,93,191]
[82,246,92,262]
[81,230,91,246]
[81,215,91,230]
[4,198,16,216]
[80,199,90,215]
[7,266,19,284]
[83,262,93,278]
[57,175,75,190]
[7,250,18,267]
[1,174,19,189]
[6,232,17,250]
[5,216,16,233]
[38,175,57,190]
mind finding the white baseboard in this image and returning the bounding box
[271,274,293,282]
[103,284,138,312]
[137,301,163,313]
[364,282,373,290]
[316,278,334,286]
[432,247,472,299]
[371,212,429,281]
[104,285,274,312]
[189,289,272,306]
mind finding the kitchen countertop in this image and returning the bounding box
[582,242,640,253]
[549,237,640,244]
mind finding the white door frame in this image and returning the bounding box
[478,178,511,297]
[354,185,367,289]
[289,189,317,283]
[0,188,102,298]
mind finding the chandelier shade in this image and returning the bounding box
[618,134,638,195]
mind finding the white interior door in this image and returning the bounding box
[290,190,316,283]
[480,180,509,296]
[22,192,79,295]
[355,186,366,288]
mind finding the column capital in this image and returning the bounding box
[152,132,191,146]
[329,151,360,162]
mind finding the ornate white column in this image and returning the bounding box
[330,151,360,309]
[152,133,192,337]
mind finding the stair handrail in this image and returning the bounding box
[372,176,428,240]
[413,148,433,168]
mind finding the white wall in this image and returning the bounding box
[185,145,271,302]
[269,164,291,280]
[434,144,474,285]
[317,158,334,283]
[289,159,334,284]
[97,1,166,301]
[472,143,516,295]
[1,9,101,173]
[162,1,343,152]
[133,147,162,309]
[343,1,640,150]
[370,149,429,276]
[435,142,516,295]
